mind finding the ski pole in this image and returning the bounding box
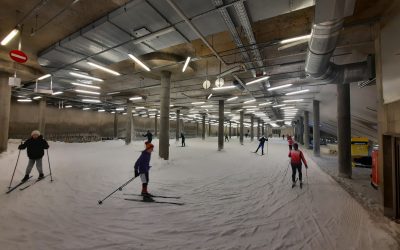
[46,149,53,182]
[98,176,136,205]
[306,167,309,190]
[8,149,21,189]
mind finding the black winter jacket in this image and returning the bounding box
[18,136,49,159]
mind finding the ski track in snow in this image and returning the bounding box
[0,138,398,250]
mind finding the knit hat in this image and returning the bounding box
[31,130,41,136]
[146,143,154,150]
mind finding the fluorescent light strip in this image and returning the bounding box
[52,91,63,95]
[128,54,150,71]
[37,74,51,80]
[207,93,213,100]
[272,104,286,108]
[280,106,296,110]
[129,96,143,101]
[87,62,120,76]
[243,99,256,104]
[83,107,90,110]
[82,99,101,103]
[1,29,19,46]
[71,82,100,89]
[191,102,205,105]
[116,107,125,111]
[268,84,292,91]
[280,34,311,44]
[259,102,272,106]
[283,99,303,103]
[98,109,105,112]
[227,96,238,101]
[107,91,120,95]
[245,76,270,85]
[75,89,100,95]
[286,89,310,95]
[243,106,256,108]
[201,105,213,108]
[135,106,146,109]
[70,72,103,82]
[17,99,32,102]
[65,105,72,108]
[182,57,191,72]
[33,96,42,100]
[212,86,236,90]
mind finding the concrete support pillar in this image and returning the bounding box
[38,97,46,137]
[208,121,211,137]
[196,122,199,137]
[202,114,206,140]
[154,114,158,137]
[337,83,352,178]
[257,119,260,138]
[113,112,118,139]
[299,116,304,145]
[304,111,310,149]
[125,103,133,145]
[218,100,224,150]
[0,74,11,153]
[159,71,171,160]
[229,121,232,138]
[313,100,320,157]
[250,115,254,141]
[262,122,265,136]
[240,110,244,145]
[176,109,180,141]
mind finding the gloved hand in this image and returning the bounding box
[134,170,139,177]
[18,145,23,150]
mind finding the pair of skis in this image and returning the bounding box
[291,178,304,189]
[123,193,184,206]
[6,174,50,194]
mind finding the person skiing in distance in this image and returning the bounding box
[225,134,229,142]
[288,143,308,188]
[18,130,49,182]
[254,135,268,155]
[287,135,294,150]
[282,134,285,140]
[180,132,185,147]
[142,130,153,143]
[134,143,154,200]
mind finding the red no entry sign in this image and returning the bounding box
[9,50,28,63]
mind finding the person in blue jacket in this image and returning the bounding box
[134,143,154,197]
[254,135,268,155]
[18,130,49,182]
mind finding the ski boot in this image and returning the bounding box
[142,193,154,202]
[38,173,44,180]
[21,175,30,183]
[300,181,303,189]
[292,182,296,188]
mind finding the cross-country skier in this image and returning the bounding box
[288,143,308,188]
[134,143,154,200]
[18,130,49,182]
[225,134,229,142]
[287,135,294,150]
[254,135,268,155]
[142,130,153,143]
[180,132,185,147]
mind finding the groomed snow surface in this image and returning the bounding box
[0,138,398,250]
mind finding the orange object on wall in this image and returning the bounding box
[371,149,379,189]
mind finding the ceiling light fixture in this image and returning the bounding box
[259,102,272,106]
[191,102,205,105]
[83,107,90,110]
[37,74,51,80]
[286,89,310,95]
[280,34,311,44]
[245,76,270,85]
[201,105,213,108]
[116,107,125,111]
[87,62,120,76]
[227,96,238,101]
[52,91,63,95]
[17,98,32,102]
[280,106,296,110]
[33,96,42,100]
[135,106,146,109]
[268,84,292,91]
[129,96,143,101]
[283,99,303,103]
[272,104,286,108]
[71,82,100,89]
[243,99,256,104]
[1,28,19,46]
[107,91,120,95]
[82,99,101,103]
[70,72,103,82]
[207,93,212,100]
[128,54,150,71]
[212,85,235,91]
[98,109,105,112]
[75,89,100,95]
[182,57,191,72]
[65,105,72,108]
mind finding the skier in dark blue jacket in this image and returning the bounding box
[134,143,154,197]
[142,130,153,143]
[254,135,268,155]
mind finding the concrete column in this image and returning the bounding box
[304,111,310,149]
[113,112,118,138]
[125,103,133,145]
[240,110,244,145]
[176,109,180,141]
[159,71,171,160]
[257,119,260,138]
[262,122,265,136]
[208,121,211,136]
[229,121,232,138]
[250,115,254,141]
[154,114,158,137]
[202,114,206,140]
[0,74,11,153]
[313,100,320,157]
[299,116,304,144]
[337,83,352,178]
[196,122,199,137]
[218,100,224,150]
[237,123,239,137]
[38,97,46,137]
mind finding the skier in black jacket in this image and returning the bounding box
[18,130,49,182]
[180,132,185,147]
[254,135,268,155]
[142,130,153,143]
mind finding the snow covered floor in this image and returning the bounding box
[0,138,398,250]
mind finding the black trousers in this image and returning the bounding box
[291,163,302,182]
[255,144,265,154]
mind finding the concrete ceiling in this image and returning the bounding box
[1,0,395,141]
